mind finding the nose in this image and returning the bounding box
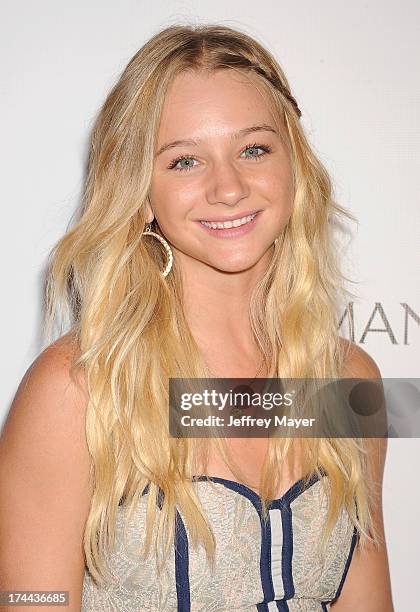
[206,159,249,207]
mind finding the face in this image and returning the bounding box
[147,69,295,274]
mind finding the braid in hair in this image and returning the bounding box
[214,53,302,118]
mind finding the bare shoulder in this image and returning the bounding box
[338,337,387,478]
[331,340,394,611]
[0,331,92,608]
[1,330,89,453]
[338,337,382,378]
[27,329,87,392]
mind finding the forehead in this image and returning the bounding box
[156,69,278,143]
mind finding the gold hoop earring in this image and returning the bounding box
[141,222,173,277]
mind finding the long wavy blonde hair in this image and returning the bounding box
[44,23,381,584]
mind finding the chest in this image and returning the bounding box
[82,474,356,611]
[195,437,305,499]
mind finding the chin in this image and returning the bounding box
[207,256,261,274]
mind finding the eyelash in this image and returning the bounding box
[167,142,273,172]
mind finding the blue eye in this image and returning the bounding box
[167,142,272,172]
[168,156,198,172]
[241,143,272,159]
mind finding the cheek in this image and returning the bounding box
[150,171,200,211]
[148,176,199,238]
[259,165,294,211]
[149,171,171,204]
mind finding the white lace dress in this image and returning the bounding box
[81,471,358,611]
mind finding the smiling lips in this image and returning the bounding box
[200,212,258,229]
[197,211,261,238]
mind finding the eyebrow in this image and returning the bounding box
[155,123,278,157]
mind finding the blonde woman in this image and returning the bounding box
[0,24,394,611]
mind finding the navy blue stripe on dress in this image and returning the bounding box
[174,508,191,611]
[270,472,323,601]
[323,495,360,608]
[260,509,276,604]
[197,477,278,607]
[255,602,289,611]
[279,504,294,599]
[326,525,358,606]
[152,485,191,611]
[194,472,323,611]
[255,599,290,610]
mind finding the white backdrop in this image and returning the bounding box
[1,1,419,609]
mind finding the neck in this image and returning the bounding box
[175,246,273,373]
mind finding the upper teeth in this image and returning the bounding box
[200,213,257,229]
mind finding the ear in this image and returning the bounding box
[145,197,155,224]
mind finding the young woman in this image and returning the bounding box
[0,24,394,611]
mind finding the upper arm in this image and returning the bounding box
[331,340,394,611]
[0,333,93,611]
